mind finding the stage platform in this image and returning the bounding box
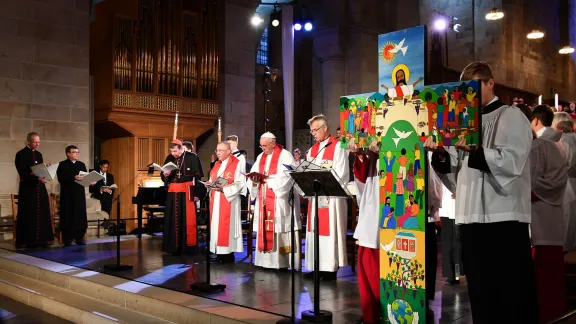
[0,235,475,323]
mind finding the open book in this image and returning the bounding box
[199,177,228,189]
[150,162,178,173]
[76,171,105,187]
[31,163,59,181]
[101,184,118,190]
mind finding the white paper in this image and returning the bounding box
[151,162,178,173]
[296,160,322,171]
[31,163,58,181]
[75,171,105,187]
[101,184,118,190]
[199,177,228,188]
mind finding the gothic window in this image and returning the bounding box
[257,27,269,65]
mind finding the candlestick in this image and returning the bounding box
[218,117,222,132]
[538,95,542,105]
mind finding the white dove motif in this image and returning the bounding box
[389,38,408,56]
[391,127,413,147]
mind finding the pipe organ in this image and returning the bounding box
[91,0,221,228]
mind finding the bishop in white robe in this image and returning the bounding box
[351,140,380,324]
[208,142,246,263]
[304,115,349,280]
[428,95,539,323]
[246,132,302,270]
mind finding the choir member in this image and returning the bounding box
[304,114,349,281]
[350,139,380,324]
[89,160,114,217]
[426,61,538,323]
[57,145,89,246]
[246,132,301,270]
[524,106,567,323]
[439,179,461,285]
[14,132,54,248]
[552,112,576,251]
[161,139,204,255]
[208,141,246,263]
[182,141,205,178]
[226,135,248,216]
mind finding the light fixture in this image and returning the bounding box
[434,19,447,31]
[304,22,313,31]
[452,23,462,32]
[251,13,264,26]
[486,7,504,20]
[270,6,281,27]
[527,29,544,39]
[559,45,575,54]
[293,23,302,31]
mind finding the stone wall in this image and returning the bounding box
[0,0,91,217]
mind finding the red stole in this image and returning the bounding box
[209,155,240,247]
[257,145,283,253]
[394,85,404,97]
[307,136,338,236]
[168,182,196,247]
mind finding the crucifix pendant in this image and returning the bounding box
[177,171,182,178]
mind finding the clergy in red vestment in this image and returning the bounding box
[208,141,246,263]
[350,139,380,324]
[246,132,301,270]
[303,114,349,281]
[526,106,568,323]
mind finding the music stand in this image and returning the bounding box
[289,169,350,323]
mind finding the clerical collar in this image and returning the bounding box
[536,127,547,138]
[482,96,505,115]
[232,150,241,156]
[26,145,35,151]
[319,136,331,144]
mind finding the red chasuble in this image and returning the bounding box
[209,155,240,247]
[257,144,283,253]
[307,136,338,236]
[168,182,196,247]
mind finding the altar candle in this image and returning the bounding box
[218,117,222,132]
[538,95,542,105]
[555,94,559,110]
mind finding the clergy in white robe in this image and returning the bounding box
[246,132,302,270]
[426,62,538,324]
[304,115,349,280]
[208,141,246,263]
[552,112,576,251]
[351,140,380,324]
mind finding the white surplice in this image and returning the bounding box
[247,148,302,269]
[433,104,532,225]
[353,151,379,249]
[209,156,246,254]
[559,132,576,251]
[530,137,567,246]
[305,136,350,272]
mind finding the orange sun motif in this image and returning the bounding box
[380,41,397,64]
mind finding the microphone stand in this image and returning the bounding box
[102,169,145,272]
[190,184,226,293]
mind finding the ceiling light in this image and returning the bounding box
[251,14,264,27]
[559,46,575,54]
[527,29,544,39]
[486,7,504,20]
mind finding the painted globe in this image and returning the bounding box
[391,299,414,324]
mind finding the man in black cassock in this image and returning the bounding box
[89,160,115,216]
[57,145,89,246]
[161,139,205,255]
[14,132,54,248]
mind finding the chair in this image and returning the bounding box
[10,194,18,246]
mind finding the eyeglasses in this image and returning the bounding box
[216,149,229,152]
[259,142,274,149]
[309,125,326,134]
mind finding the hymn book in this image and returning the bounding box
[31,163,59,181]
[76,171,105,187]
[150,162,178,173]
[101,184,118,190]
[199,177,228,189]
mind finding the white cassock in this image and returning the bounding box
[305,136,349,272]
[530,137,567,246]
[232,150,247,195]
[353,151,379,249]
[247,146,302,269]
[559,132,576,251]
[209,155,246,254]
[387,84,414,99]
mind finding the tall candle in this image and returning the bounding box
[555,94,559,110]
[538,95,542,105]
[218,117,222,132]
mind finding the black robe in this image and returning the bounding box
[14,147,54,247]
[161,152,204,254]
[89,172,115,216]
[56,159,88,242]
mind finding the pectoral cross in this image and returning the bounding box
[177,170,182,178]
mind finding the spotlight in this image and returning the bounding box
[251,14,263,27]
[294,23,302,31]
[434,19,446,30]
[559,45,575,54]
[304,22,313,31]
[270,7,281,28]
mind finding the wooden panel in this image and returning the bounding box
[137,138,150,170]
[101,137,138,230]
[152,138,168,166]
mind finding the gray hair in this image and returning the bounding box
[552,112,574,133]
[217,141,231,150]
[307,114,328,127]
